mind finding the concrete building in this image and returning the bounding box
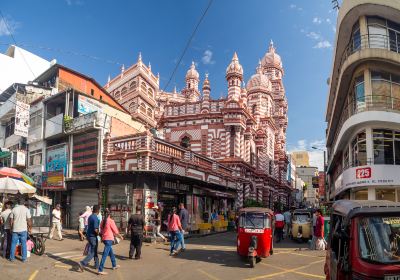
[291,151,310,167]
[0,45,53,91]
[296,166,319,206]
[326,0,400,202]
[318,171,326,201]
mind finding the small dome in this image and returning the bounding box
[246,63,271,92]
[226,52,243,77]
[202,73,211,90]
[262,40,282,68]
[186,61,199,80]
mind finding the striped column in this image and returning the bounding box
[234,126,241,158]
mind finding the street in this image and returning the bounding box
[3,231,326,280]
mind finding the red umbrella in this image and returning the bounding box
[0,167,23,178]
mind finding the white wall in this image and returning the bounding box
[0,45,52,91]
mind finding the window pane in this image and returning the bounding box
[372,80,391,107]
[368,25,388,49]
[376,189,396,202]
[389,30,398,52]
[395,140,400,165]
[354,189,368,200]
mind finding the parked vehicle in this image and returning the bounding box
[291,209,312,241]
[325,200,400,280]
[237,207,274,268]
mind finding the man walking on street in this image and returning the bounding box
[283,208,292,238]
[128,206,144,260]
[49,204,63,241]
[275,210,285,243]
[178,203,188,252]
[1,201,13,259]
[79,205,100,272]
[9,198,32,262]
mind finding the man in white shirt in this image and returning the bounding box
[1,201,13,258]
[9,199,32,262]
[49,204,63,241]
[275,211,285,242]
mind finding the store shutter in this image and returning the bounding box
[70,189,98,229]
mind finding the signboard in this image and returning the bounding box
[335,165,400,196]
[42,171,64,190]
[78,95,101,115]
[161,181,190,193]
[312,176,319,188]
[14,101,30,137]
[13,150,26,167]
[46,145,67,175]
[144,190,158,230]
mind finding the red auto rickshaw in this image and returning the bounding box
[237,207,274,267]
[325,200,400,280]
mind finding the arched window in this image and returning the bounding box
[140,103,146,114]
[147,108,153,117]
[129,102,136,112]
[180,136,191,149]
[141,82,147,92]
[130,81,137,90]
[252,104,257,115]
[114,91,121,99]
[121,87,127,97]
[148,88,153,97]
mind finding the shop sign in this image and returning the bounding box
[14,100,30,137]
[42,170,65,190]
[11,150,26,167]
[46,145,67,175]
[335,165,400,196]
[78,95,101,115]
[162,181,190,193]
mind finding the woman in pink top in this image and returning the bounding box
[98,209,123,275]
[79,206,92,234]
[168,207,183,256]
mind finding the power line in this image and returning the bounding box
[162,0,213,93]
[0,10,36,79]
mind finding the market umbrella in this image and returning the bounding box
[0,167,35,186]
[0,177,36,194]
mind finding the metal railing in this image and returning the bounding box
[329,34,400,142]
[331,94,400,156]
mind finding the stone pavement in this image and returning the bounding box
[3,230,326,280]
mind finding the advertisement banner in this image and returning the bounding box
[77,95,101,115]
[46,145,67,175]
[14,101,30,137]
[335,165,400,196]
[42,171,64,190]
[15,150,26,167]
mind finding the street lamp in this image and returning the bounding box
[312,146,327,203]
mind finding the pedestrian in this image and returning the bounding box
[310,210,317,250]
[80,206,92,235]
[275,210,285,243]
[168,207,183,256]
[79,205,100,272]
[128,206,144,260]
[1,201,13,259]
[9,198,32,262]
[49,204,63,241]
[97,208,123,275]
[314,209,326,250]
[78,212,85,241]
[283,208,292,238]
[152,206,167,243]
[210,209,218,222]
[178,203,188,252]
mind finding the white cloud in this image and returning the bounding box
[201,49,215,65]
[0,17,19,36]
[326,18,332,24]
[288,139,326,171]
[306,31,321,41]
[332,26,337,33]
[289,4,303,11]
[313,17,322,24]
[313,40,332,49]
[289,4,296,9]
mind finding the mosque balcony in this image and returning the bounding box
[105,133,236,188]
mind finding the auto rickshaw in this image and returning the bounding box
[324,200,400,280]
[237,207,274,268]
[291,209,312,241]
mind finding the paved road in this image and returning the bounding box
[3,231,326,280]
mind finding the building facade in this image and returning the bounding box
[105,41,291,209]
[291,151,310,167]
[296,166,319,206]
[326,0,400,202]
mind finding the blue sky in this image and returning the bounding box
[0,0,338,169]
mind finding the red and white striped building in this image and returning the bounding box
[105,41,291,208]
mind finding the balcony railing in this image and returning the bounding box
[106,134,234,178]
[64,111,107,134]
[331,95,400,155]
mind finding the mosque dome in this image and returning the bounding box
[262,40,282,68]
[226,52,243,78]
[246,63,271,92]
[186,61,199,80]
